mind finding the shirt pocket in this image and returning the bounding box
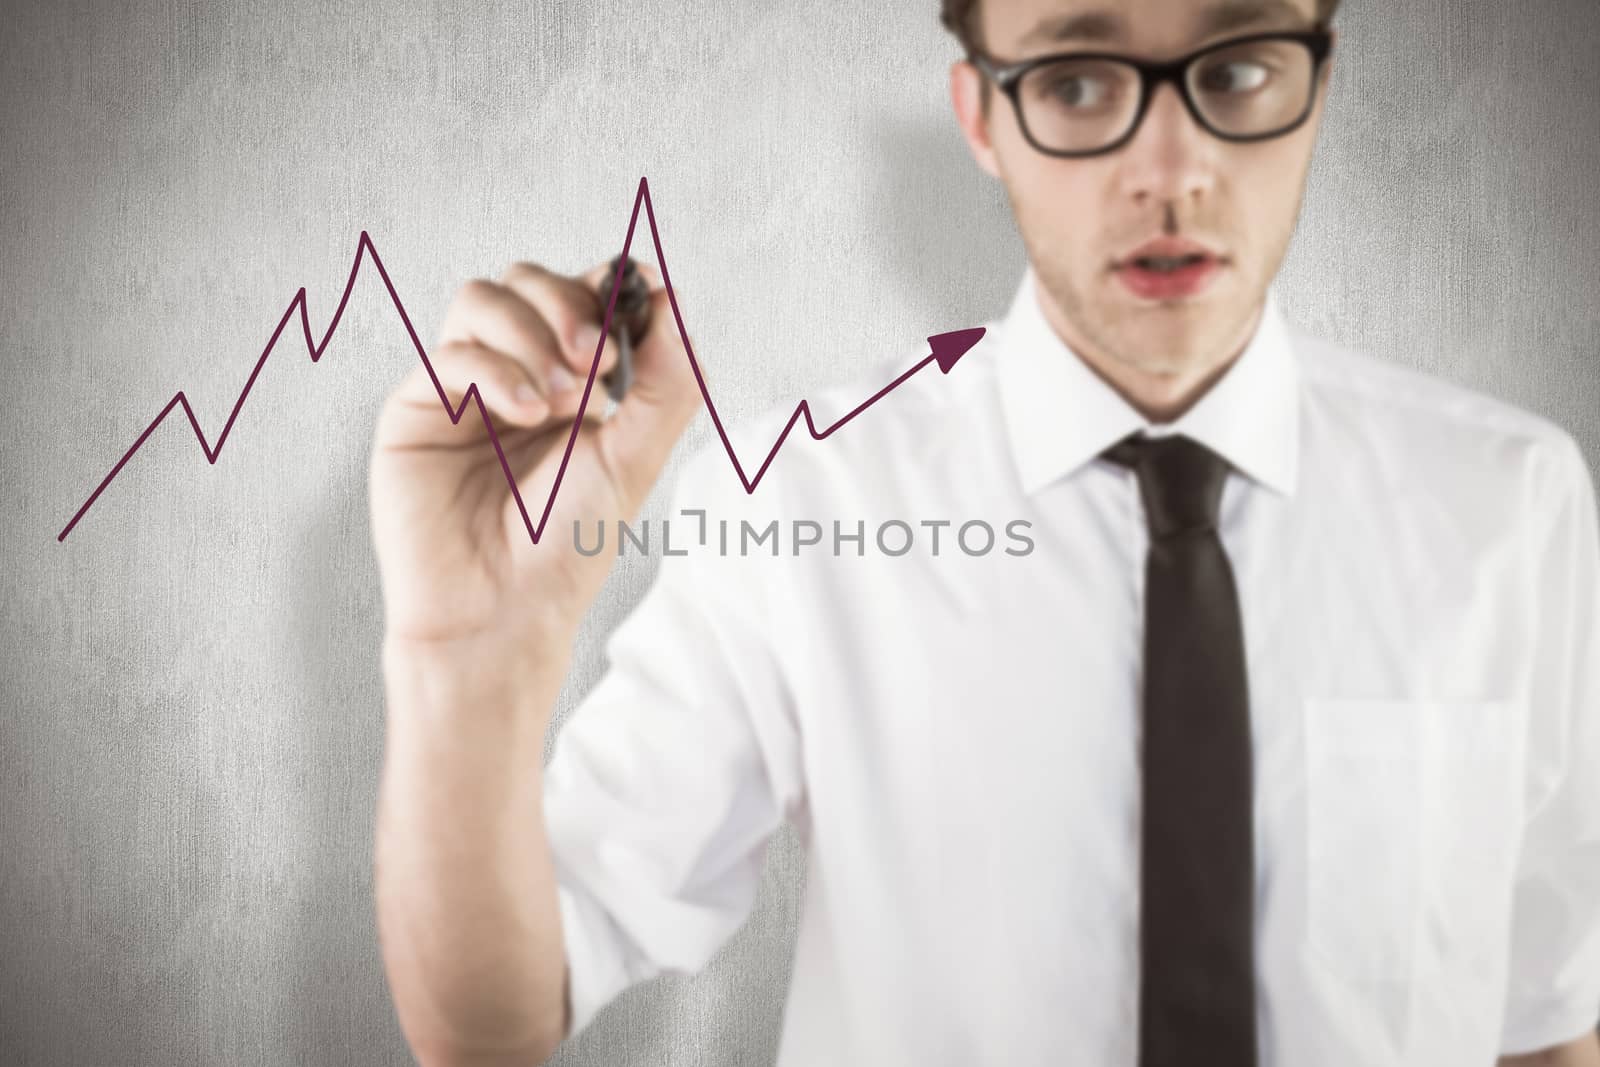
[1302,696,1526,987]
[1303,697,1428,984]
[1303,698,1525,989]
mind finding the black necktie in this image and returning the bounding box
[1101,431,1258,1067]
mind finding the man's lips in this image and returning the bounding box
[1114,236,1224,269]
[1112,237,1227,301]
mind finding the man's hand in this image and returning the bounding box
[370,258,703,647]
[369,256,704,1067]
[1499,1030,1600,1066]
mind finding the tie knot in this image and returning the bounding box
[1100,432,1231,539]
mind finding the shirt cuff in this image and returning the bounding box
[1499,992,1600,1057]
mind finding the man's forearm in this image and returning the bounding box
[374,634,572,1066]
[1498,1030,1600,1067]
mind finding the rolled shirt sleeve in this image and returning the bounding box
[542,446,805,1042]
[1499,431,1600,1055]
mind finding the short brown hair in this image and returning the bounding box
[940,0,1342,57]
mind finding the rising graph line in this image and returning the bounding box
[57,176,985,545]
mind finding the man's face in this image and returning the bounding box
[951,0,1334,397]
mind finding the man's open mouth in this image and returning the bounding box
[1131,253,1212,273]
[1115,244,1223,300]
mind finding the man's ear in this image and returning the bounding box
[950,60,1002,180]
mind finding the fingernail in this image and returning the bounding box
[515,382,541,407]
[574,325,603,353]
[548,364,575,395]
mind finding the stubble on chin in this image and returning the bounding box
[1033,246,1264,384]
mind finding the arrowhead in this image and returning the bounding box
[928,327,986,374]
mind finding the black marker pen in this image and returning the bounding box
[598,256,652,403]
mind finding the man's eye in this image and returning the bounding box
[1048,76,1111,108]
[1198,61,1271,93]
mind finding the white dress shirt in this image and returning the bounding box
[542,264,1600,1065]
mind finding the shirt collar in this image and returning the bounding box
[993,264,1301,498]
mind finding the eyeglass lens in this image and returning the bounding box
[1017,38,1318,154]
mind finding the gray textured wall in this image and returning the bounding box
[2,1,1597,1064]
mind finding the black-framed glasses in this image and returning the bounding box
[969,29,1334,158]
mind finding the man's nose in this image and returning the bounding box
[1117,81,1217,207]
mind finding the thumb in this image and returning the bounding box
[599,284,705,508]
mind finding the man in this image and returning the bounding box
[368,0,1600,1064]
